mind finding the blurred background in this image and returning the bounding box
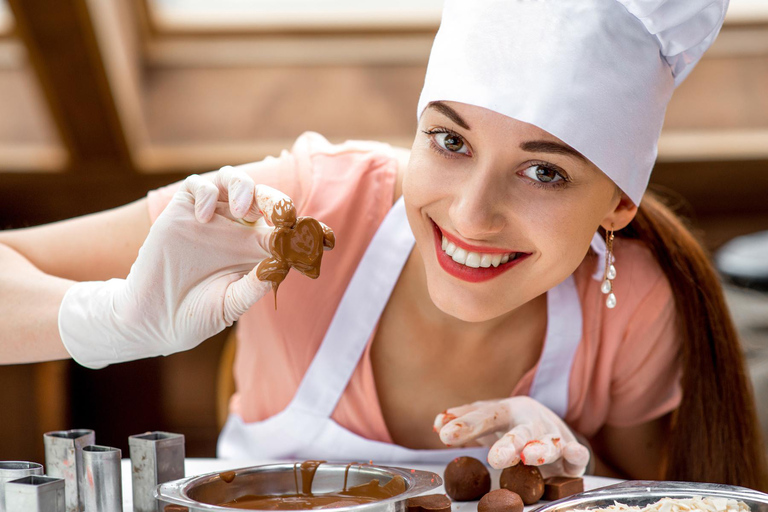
[1,0,767,462]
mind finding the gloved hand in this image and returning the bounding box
[434,396,590,477]
[59,166,330,369]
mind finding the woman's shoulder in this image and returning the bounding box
[612,236,672,302]
[289,131,408,214]
[569,236,682,436]
[146,131,409,224]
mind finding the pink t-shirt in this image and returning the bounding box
[147,132,682,441]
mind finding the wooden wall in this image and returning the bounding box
[1,0,767,463]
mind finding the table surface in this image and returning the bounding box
[120,458,622,511]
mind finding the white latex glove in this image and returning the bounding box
[59,166,324,369]
[434,396,590,477]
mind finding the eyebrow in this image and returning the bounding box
[428,101,471,130]
[520,140,588,163]
[428,101,587,163]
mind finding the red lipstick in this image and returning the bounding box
[432,221,530,283]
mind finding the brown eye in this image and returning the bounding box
[444,135,464,152]
[535,165,559,182]
[435,132,469,154]
[520,164,566,186]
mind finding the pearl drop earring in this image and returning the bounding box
[601,229,617,309]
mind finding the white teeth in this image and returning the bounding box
[452,247,468,264]
[439,234,521,269]
[465,252,482,268]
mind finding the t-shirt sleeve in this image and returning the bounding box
[605,272,683,427]
[145,131,330,224]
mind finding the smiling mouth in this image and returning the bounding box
[431,220,530,282]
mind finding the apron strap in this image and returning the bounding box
[528,274,582,418]
[288,197,414,417]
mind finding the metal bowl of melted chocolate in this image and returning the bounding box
[155,461,442,512]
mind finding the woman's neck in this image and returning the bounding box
[397,243,548,350]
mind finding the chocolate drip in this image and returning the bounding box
[343,463,353,492]
[299,460,325,495]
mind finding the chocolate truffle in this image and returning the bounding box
[499,463,544,505]
[478,489,524,512]
[406,494,452,512]
[444,456,491,501]
[543,476,584,501]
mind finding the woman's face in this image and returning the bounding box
[403,101,634,322]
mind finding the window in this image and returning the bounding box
[148,0,445,32]
[0,0,13,34]
[0,0,65,172]
[727,0,768,23]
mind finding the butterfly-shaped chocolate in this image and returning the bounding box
[256,215,335,301]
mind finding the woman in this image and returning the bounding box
[1,0,766,488]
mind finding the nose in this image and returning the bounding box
[448,169,506,240]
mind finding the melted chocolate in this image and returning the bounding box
[218,461,406,510]
[164,505,189,512]
[343,463,354,492]
[255,209,335,308]
[298,460,325,495]
[220,471,237,484]
[220,478,406,510]
[270,198,297,229]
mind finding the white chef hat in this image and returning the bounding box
[417,0,729,205]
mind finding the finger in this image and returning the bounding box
[255,185,297,228]
[438,401,516,446]
[487,424,534,469]
[520,434,561,467]
[433,403,481,434]
[213,166,257,220]
[560,441,590,476]
[223,267,273,323]
[179,174,219,223]
[249,222,276,257]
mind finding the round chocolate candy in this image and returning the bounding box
[499,463,544,505]
[478,489,525,512]
[444,456,491,501]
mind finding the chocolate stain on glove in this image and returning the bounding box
[255,199,335,308]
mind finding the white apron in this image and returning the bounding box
[218,198,606,463]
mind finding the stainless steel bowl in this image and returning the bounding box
[155,463,442,512]
[535,481,768,512]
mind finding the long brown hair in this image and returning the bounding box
[615,188,768,490]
